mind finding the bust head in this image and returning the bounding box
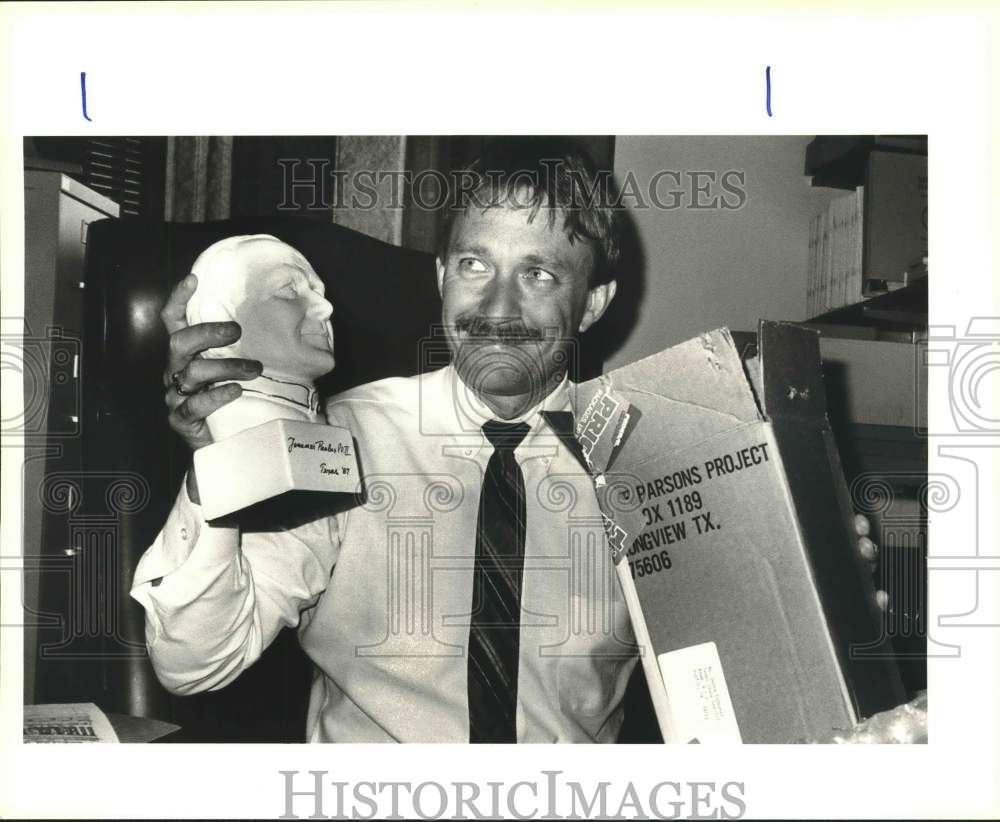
[186,234,335,383]
[186,235,336,440]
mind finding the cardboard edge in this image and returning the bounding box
[614,561,681,744]
[759,421,860,731]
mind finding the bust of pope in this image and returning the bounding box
[185,235,336,441]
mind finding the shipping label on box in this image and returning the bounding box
[571,323,905,743]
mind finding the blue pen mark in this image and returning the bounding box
[765,65,773,118]
[80,72,92,122]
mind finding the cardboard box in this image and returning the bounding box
[864,150,928,282]
[570,321,906,743]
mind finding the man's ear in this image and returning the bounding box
[578,280,618,333]
[435,257,445,295]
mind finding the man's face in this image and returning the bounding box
[232,239,336,382]
[436,204,616,400]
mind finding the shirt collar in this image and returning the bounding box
[420,365,589,471]
[240,373,320,416]
[450,366,571,433]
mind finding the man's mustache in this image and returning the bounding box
[455,317,544,342]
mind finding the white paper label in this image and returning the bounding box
[657,641,742,744]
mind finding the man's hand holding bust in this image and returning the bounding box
[162,234,335,504]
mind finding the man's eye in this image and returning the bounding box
[277,283,297,298]
[525,268,555,282]
[459,258,488,274]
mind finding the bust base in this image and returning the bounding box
[193,418,360,520]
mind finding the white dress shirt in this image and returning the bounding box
[131,365,638,742]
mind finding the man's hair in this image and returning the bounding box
[437,138,623,286]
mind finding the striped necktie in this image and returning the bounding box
[467,419,531,743]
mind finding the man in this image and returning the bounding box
[131,141,882,742]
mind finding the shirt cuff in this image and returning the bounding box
[131,474,240,587]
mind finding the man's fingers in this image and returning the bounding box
[165,321,243,381]
[160,274,199,335]
[172,357,262,395]
[171,382,243,425]
[858,535,878,563]
[853,513,871,537]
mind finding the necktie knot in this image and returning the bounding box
[482,420,530,452]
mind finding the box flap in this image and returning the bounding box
[758,321,829,420]
[571,328,762,475]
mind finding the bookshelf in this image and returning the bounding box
[802,138,928,698]
[805,279,927,342]
[804,135,927,189]
[804,136,927,328]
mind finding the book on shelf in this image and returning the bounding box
[807,186,865,317]
[864,151,928,286]
[807,148,927,319]
[864,256,928,297]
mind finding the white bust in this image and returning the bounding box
[186,235,336,441]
